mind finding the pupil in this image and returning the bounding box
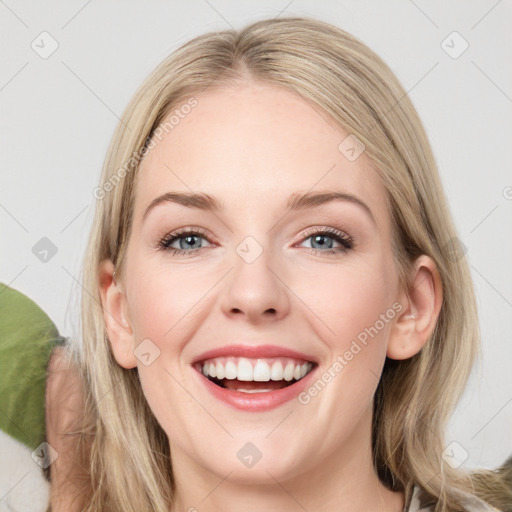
[183,235,199,249]
[313,235,332,249]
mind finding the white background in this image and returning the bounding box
[1,1,511,510]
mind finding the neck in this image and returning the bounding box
[168,408,405,512]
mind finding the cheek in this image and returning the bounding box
[337,270,393,348]
[124,256,208,347]
[124,258,206,439]
[295,256,397,407]
[289,257,399,447]
[294,256,396,353]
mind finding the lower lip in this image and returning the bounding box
[193,366,317,411]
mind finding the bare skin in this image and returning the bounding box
[45,345,90,511]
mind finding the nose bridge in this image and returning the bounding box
[221,232,290,322]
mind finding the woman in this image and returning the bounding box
[45,16,511,511]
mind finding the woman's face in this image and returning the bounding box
[119,81,403,483]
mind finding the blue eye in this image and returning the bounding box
[297,227,353,255]
[158,228,212,256]
[157,226,354,257]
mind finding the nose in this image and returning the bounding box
[220,241,291,324]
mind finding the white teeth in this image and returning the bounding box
[237,358,253,381]
[270,361,284,381]
[200,357,313,383]
[283,362,295,381]
[225,360,237,380]
[215,361,225,380]
[253,360,271,381]
[237,388,274,393]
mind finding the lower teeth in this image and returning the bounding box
[236,388,274,393]
[208,376,297,391]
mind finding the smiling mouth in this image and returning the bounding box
[195,356,316,393]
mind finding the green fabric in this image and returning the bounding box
[0,282,66,449]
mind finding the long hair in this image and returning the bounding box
[64,16,509,511]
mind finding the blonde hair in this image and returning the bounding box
[64,16,509,511]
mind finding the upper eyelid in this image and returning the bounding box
[161,226,350,239]
[159,225,354,249]
[158,227,213,246]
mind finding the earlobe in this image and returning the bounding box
[387,255,443,360]
[98,259,138,369]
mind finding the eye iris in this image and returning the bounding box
[181,235,201,250]
[311,234,333,250]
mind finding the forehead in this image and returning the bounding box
[135,82,387,221]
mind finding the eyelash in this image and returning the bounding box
[157,226,354,257]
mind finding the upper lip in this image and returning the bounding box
[191,344,319,365]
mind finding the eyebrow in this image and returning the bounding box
[142,190,376,225]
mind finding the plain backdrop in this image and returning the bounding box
[1,1,511,510]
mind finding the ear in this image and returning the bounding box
[98,259,137,369]
[387,255,443,360]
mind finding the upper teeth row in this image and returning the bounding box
[200,357,313,382]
